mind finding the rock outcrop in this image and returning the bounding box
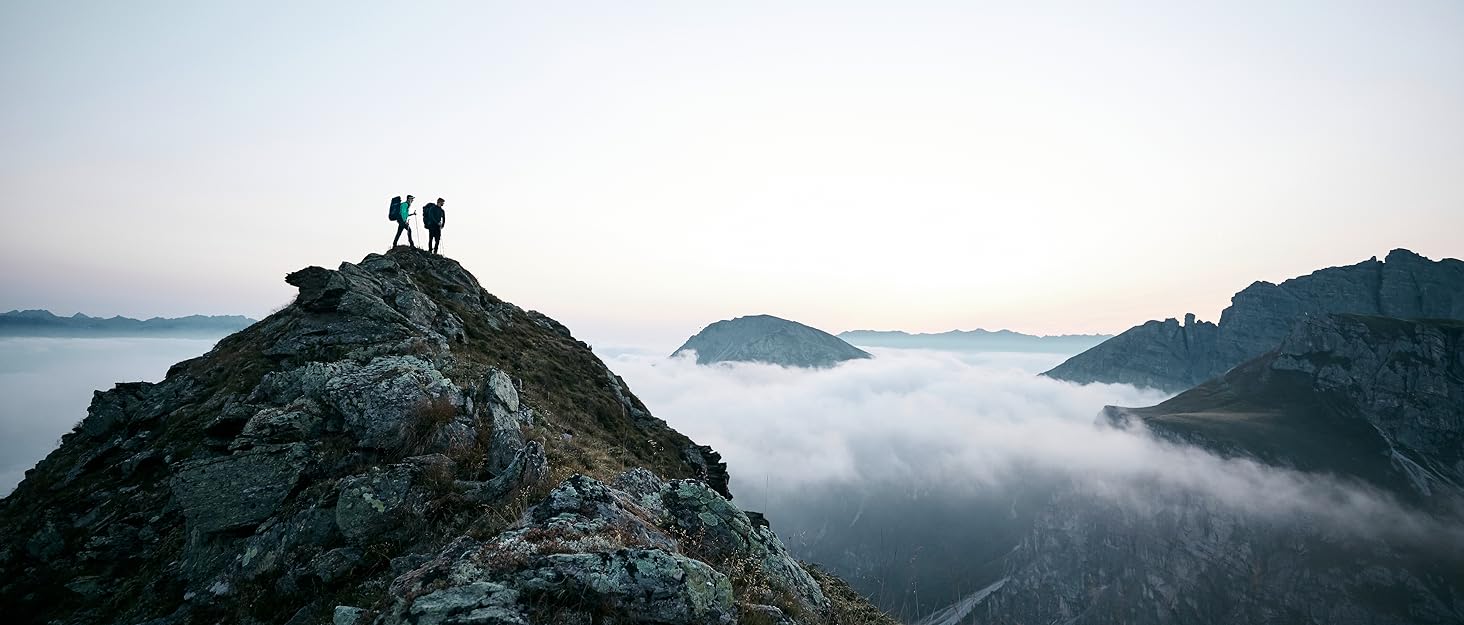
[1044,249,1464,392]
[984,314,1464,624]
[0,248,894,625]
[674,315,872,368]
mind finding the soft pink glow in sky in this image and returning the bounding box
[3,2,1461,348]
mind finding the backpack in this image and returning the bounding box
[423,203,442,228]
[388,196,402,222]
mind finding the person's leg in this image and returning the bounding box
[393,220,405,246]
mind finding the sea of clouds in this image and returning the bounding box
[603,346,1464,558]
[0,337,221,494]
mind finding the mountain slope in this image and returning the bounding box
[0,249,894,625]
[674,314,872,367]
[1044,249,1464,392]
[983,314,1464,624]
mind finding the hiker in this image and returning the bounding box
[390,194,415,248]
[423,198,446,254]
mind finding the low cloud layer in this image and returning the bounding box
[0,337,220,494]
[605,347,1464,553]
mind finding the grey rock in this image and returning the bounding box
[230,402,322,450]
[1046,249,1464,392]
[77,382,153,439]
[236,506,338,581]
[661,480,827,614]
[170,443,308,534]
[336,464,420,544]
[484,368,519,413]
[64,575,107,598]
[408,581,523,625]
[509,550,735,624]
[332,605,367,625]
[324,355,467,450]
[25,519,64,559]
[386,473,824,624]
[457,441,547,505]
[310,547,364,584]
[673,314,872,368]
[613,467,668,515]
[485,400,525,477]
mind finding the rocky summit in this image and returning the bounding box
[673,315,872,368]
[982,314,1464,625]
[0,248,895,625]
[1043,249,1464,392]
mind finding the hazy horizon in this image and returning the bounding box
[3,1,1463,348]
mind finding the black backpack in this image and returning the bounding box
[423,203,442,228]
[388,196,402,222]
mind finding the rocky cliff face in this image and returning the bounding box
[1044,249,1464,392]
[983,314,1464,625]
[674,315,872,368]
[0,249,894,625]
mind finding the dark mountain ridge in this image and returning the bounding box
[0,309,255,337]
[983,313,1464,624]
[0,249,893,625]
[1043,248,1464,392]
[839,328,1111,353]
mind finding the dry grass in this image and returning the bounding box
[805,564,903,625]
[395,395,459,459]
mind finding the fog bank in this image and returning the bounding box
[0,337,220,494]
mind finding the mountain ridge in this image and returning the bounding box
[1043,248,1464,392]
[983,312,1464,624]
[840,328,1112,353]
[0,309,255,337]
[0,248,893,625]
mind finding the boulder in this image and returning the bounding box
[170,443,309,535]
[322,355,467,450]
[336,464,422,544]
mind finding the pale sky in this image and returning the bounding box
[3,1,1462,349]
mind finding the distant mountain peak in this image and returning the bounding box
[838,327,1112,353]
[674,314,871,367]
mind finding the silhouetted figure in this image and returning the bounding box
[423,198,446,254]
[390,194,415,248]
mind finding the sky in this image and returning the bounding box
[2,1,1462,348]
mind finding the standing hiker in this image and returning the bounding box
[390,194,416,248]
[423,198,446,254]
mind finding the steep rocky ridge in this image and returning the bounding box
[982,314,1464,624]
[674,315,871,368]
[0,248,895,625]
[1044,249,1464,392]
